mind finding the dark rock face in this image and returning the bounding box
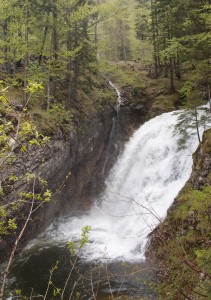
[0,109,114,261]
[191,129,211,188]
[147,129,211,248]
[146,128,211,299]
[0,102,150,263]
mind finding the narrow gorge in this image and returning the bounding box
[0,0,210,298]
[3,87,210,299]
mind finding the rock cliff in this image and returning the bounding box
[0,98,150,263]
[0,109,115,262]
[147,128,211,299]
[191,129,211,188]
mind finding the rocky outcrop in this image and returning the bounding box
[0,74,164,263]
[0,109,116,262]
[0,98,151,263]
[148,128,211,242]
[147,128,211,299]
[191,129,211,188]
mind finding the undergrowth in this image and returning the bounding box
[154,184,211,300]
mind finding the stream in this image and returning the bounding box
[6,89,211,299]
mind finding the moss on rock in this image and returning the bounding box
[147,129,211,300]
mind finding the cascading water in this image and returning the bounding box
[109,80,122,114]
[101,81,122,175]
[25,104,210,262]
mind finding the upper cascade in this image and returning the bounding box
[25,106,211,261]
[109,81,122,113]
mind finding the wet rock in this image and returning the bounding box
[0,110,113,262]
[188,210,195,218]
[11,101,24,111]
[1,105,149,263]
[130,104,148,114]
[146,128,211,299]
[191,129,211,188]
[0,84,155,263]
[187,210,198,228]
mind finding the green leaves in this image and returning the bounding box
[155,183,211,299]
[79,225,92,249]
[7,218,17,230]
[67,225,92,255]
[160,38,187,59]
[48,103,73,131]
[67,241,76,256]
[195,249,211,272]
[43,189,52,203]
[53,288,61,297]
[24,82,44,94]
[0,78,54,258]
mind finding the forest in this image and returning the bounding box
[0,0,210,299]
[0,0,210,105]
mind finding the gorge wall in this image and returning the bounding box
[0,101,148,263]
[147,128,211,299]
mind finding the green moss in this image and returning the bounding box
[203,129,211,153]
[151,94,177,114]
[99,61,188,118]
[152,184,211,299]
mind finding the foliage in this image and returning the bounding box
[0,81,52,299]
[0,0,98,106]
[136,0,210,98]
[48,103,73,132]
[9,226,92,299]
[67,225,92,255]
[0,0,210,299]
[154,185,211,299]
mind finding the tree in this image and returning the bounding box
[0,81,52,299]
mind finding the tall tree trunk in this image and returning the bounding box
[39,12,50,64]
[208,81,211,110]
[23,1,29,105]
[72,24,80,101]
[2,20,11,74]
[151,0,158,78]
[169,57,175,92]
[52,0,58,60]
[155,6,160,75]
[50,0,58,102]
[175,52,181,79]
[12,50,16,76]
[47,78,51,111]
[67,28,73,104]
[123,21,127,62]
[114,27,117,62]
[163,38,168,77]
[94,0,99,58]
[168,28,174,92]
[195,108,201,143]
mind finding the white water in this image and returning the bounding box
[109,80,122,113]
[101,81,122,174]
[26,106,210,262]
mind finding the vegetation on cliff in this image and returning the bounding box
[148,129,211,299]
[0,0,210,120]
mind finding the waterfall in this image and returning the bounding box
[25,105,210,262]
[109,80,122,114]
[101,81,122,175]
